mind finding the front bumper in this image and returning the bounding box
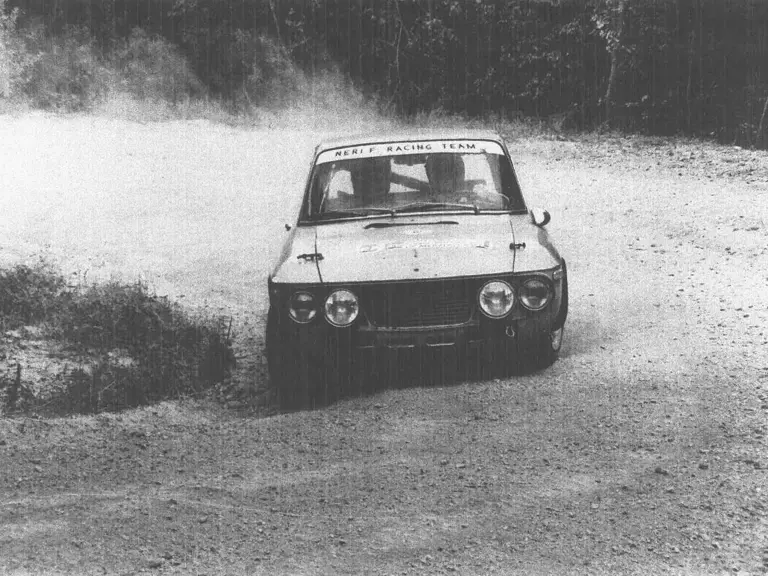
[268,266,567,358]
[271,306,559,361]
[353,314,554,351]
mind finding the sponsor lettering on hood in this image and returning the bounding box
[359,238,492,253]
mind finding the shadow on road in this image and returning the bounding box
[273,346,558,413]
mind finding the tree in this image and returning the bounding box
[594,0,629,128]
[758,95,768,148]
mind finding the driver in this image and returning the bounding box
[425,154,466,198]
[350,157,391,206]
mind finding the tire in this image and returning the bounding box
[484,266,568,376]
[526,261,568,371]
[266,308,313,410]
[267,308,353,409]
[485,323,565,376]
[528,325,564,370]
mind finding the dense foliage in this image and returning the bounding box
[3,0,768,146]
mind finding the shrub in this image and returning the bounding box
[1,18,206,112]
[110,28,205,104]
[232,31,303,110]
[0,263,233,414]
[0,0,37,101]
[0,262,66,331]
[19,26,112,111]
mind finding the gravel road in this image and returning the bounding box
[0,113,767,575]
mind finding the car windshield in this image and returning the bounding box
[303,139,526,221]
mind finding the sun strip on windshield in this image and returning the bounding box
[315,139,505,165]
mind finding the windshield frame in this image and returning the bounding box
[298,137,528,225]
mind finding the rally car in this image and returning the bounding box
[267,129,568,406]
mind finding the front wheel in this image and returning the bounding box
[528,325,564,370]
[528,261,568,370]
[266,308,353,409]
[266,308,314,410]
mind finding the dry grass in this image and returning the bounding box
[0,262,233,415]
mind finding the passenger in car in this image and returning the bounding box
[425,154,467,198]
[351,157,392,206]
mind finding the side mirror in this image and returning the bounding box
[285,223,292,231]
[530,208,551,227]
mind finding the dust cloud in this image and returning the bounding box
[0,87,392,314]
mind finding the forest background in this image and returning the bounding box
[1,0,767,147]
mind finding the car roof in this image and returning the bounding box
[314,128,506,155]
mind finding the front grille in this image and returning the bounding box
[362,281,473,328]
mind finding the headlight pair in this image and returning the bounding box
[288,289,359,327]
[289,277,552,325]
[478,277,551,318]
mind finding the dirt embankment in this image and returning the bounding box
[1,114,767,575]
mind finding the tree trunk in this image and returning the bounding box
[268,0,281,47]
[0,40,9,98]
[758,95,768,149]
[604,0,628,128]
[686,30,695,133]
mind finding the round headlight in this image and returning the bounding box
[519,278,551,311]
[324,289,359,327]
[478,280,515,318]
[288,291,317,323]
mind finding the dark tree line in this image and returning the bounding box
[7,0,768,146]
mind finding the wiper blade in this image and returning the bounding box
[315,207,395,219]
[393,201,479,215]
[364,220,459,229]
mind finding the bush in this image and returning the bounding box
[1,3,364,122]
[54,280,233,412]
[110,28,205,103]
[0,0,37,101]
[18,26,111,111]
[0,262,233,414]
[231,31,302,110]
[0,262,66,331]
[1,5,107,110]
[1,15,207,112]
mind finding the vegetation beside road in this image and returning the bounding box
[2,0,768,146]
[1,261,233,415]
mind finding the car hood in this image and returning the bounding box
[308,213,561,284]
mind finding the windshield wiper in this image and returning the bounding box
[364,220,459,229]
[393,201,479,215]
[315,207,395,219]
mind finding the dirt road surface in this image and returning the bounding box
[1,113,767,575]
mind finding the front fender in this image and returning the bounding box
[553,260,568,330]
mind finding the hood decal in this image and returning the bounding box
[359,238,493,253]
[313,216,524,283]
[271,214,561,285]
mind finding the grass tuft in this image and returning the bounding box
[0,262,66,331]
[0,262,233,415]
